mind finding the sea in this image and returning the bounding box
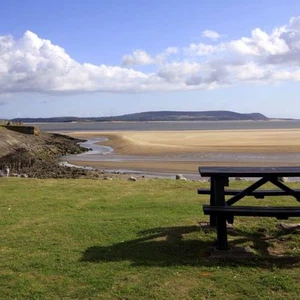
[33,120,300,132]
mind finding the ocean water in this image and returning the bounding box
[33,120,300,132]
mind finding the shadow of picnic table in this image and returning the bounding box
[81,225,300,269]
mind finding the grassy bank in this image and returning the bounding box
[1,178,300,299]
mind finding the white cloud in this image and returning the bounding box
[158,62,201,82]
[164,47,178,55]
[230,28,289,56]
[271,69,300,81]
[202,30,222,40]
[0,32,155,93]
[122,50,153,66]
[184,43,220,56]
[124,47,179,66]
[155,47,179,64]
[227,62,270,82]
[2,17,300,96]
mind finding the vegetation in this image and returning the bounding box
[1,178,299,299]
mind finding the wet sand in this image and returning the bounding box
[65,129,300,174]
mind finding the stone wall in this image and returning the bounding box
[2,125,40,135]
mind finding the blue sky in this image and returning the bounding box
[1,0,300,119]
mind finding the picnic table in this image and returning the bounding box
[198,166,300,250]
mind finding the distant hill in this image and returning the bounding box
[11,110,269,123]
[102,111,269,121]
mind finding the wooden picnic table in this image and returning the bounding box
[198,166,300,250]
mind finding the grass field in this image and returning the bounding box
[1,178,300,299]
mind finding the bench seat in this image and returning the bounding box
[203,204,300,219]
[198,188,300,199]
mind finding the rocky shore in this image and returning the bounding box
[0,126,107,179]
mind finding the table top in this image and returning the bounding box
[199,166,300,177]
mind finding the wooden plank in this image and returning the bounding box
[198,188,300,197]
[199,166,300,177]
[203,205,300,217]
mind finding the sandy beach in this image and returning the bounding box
[69,129,300,153]
[65,129,300,174]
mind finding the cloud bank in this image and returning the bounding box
[1,17,300,95]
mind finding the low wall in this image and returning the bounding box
[2,125,40,135]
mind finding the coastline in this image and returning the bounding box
[67,129,300,155]
[62,129,300,176]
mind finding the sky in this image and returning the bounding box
[1,0,300,119]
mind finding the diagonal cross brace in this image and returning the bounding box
[270,178,300,202]
[226,177,269,206]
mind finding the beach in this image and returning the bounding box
[64,129,300,175]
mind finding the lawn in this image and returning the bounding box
[1,178,300,299]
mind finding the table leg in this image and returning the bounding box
[209,179,216,226]
[213,176,228,250]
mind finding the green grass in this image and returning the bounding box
[1,178,300,299]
